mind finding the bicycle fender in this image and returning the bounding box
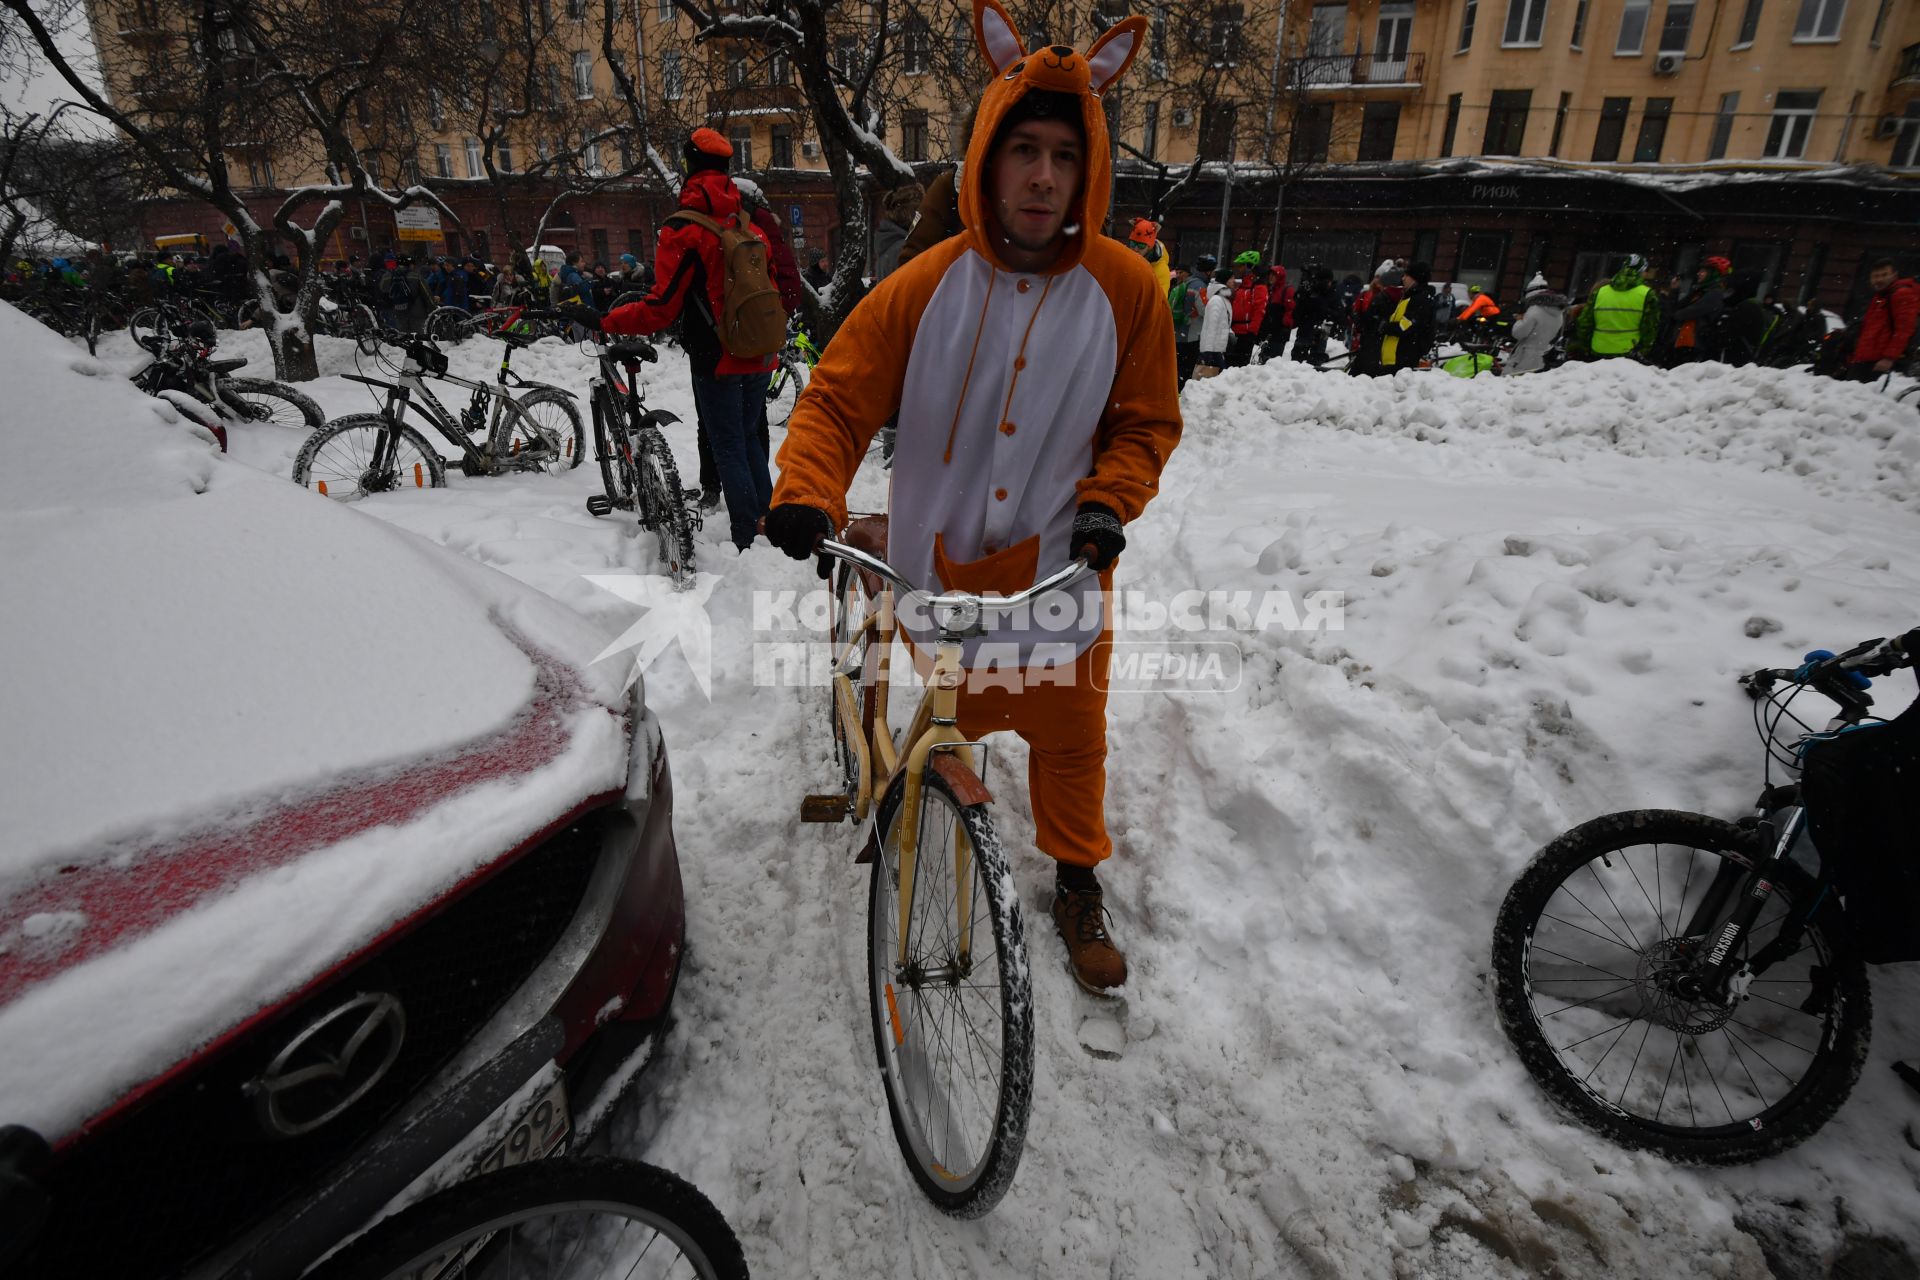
[513,379,577,399]
[647,409,681,427]
[930,753,992,807]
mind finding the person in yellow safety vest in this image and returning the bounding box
[1127,217,1170,299]
[1574,253,1661,359]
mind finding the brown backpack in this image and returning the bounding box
[665,208,787,359]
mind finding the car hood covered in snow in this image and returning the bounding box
[0,303,632,1139]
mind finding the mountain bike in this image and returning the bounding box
[316,290,382,355]
[129,293,226,354]
[131,321,324,451]
[763,321,821,428]
[801,521,1091,1216]
[579,332,695,587]
[427,302,568,345]
[1492,630,1920,1164]
[292,327,583,499]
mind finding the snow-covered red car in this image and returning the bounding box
[0,304,685,1278]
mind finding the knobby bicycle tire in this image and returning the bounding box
[592,388,640,511]
[426,306,476,344]
[1491,809,1871,1164]
[638,438,695,586]
[868,770,1033,1217]
[308,1156,748,1280]
[508,388,586,471]
[221,376,324,431]
[293,413,448,498]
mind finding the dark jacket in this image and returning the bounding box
[896,167,964,268]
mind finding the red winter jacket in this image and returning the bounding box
[1230,276,1268,336]
[604,168,786,377]
[748,202,803,315]
[1852,276,1920,365]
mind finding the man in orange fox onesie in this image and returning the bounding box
[763,0,1182,993]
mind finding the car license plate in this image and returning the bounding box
[474,1075,571,1176]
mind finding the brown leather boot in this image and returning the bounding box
[1052,882,1128,994]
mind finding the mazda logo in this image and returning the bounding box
[246,992,407,1138]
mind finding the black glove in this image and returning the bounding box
[1071,502,1125,572]
[559,303,601,331]
[764,503,831,561]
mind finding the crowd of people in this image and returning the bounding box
[1116,231,1917,386]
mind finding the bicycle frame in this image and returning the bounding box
[587,343,679,521]
[346,339,560,475]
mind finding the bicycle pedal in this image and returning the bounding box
[585,495,614,517]
[800,794,852,823]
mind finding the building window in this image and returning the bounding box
[1633,96,1672,160]
[1734,0,1763,43]
[662,51,682,100]
[770,49,791,84]
[1456,230,1507,294]
[1617,0,1650,51]
[1764,89,1819,156]
[1792,0,1845,40]
[901,110,928,161]
[769,125,793,168]
[1484,88,1531,154]
[1357,101,1401,160]
[730,127,752,171]
[498,142,514,173]
[1890,103,1920,167]
[1549,90,1571,154]
[1375,2,1414,73]
[903,13,930,73]
[245,155,275,187]
[465,137,484,176]
[834,35,859,78]
[547,64,564,107]
[1440,92,1463,156]
[1570,0,1590,46]
[591,228,608,264]
[1150,5,1168,75]
[1287,102,1330,162]
[1592,95,1630,158]
[1503,0,1548,46]
[726,48,748,87]
[1208,5,1245,66]
[582,129,600,172]
[1659,1,1694,50]
[1142,100,1160,159]
[951,16,971,71]
[1708,91,1739,157]
[657,0,672,19]
[573,51,593,98]
[1203,100,1242,159]
[567,0,584,18]
[435,142,454,178]
[1869,0,1891,44]
[1458,0,1478,51]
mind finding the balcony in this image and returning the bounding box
[1894,43,1920,89]
[706,84,806,119]
[1285,52,1425,90]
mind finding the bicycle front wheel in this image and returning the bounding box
[763,359,803,427]
[221,377,324,430]
[308,1156,748,1280]
[1492,809,1871,1164]
[509,389,586,470]
[868,769,1033,1217]
[293,413,448,498]
[426,306,475,343]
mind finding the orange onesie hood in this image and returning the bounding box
[960,0,1147,276]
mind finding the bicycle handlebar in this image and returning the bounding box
[1739,629,1920,702]
[815,539,1092,615]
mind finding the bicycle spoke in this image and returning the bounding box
[1554,883,1638,953]
[1721,1029,1774,1115]
[1579,1020,1637,1083]
[1538,912,1644,956]
[1527,943,1636,983]
[1586,864,1645,952]
[1537,981,1640,1020]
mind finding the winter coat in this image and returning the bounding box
[1199,283,1236,354]
[896,166,965,268]
[1168,276,1203,343]
[1852,275,1920,365]
[1576,265,1660,357]
[1671,280,1728,353]
[603,166,788,378]
[1507,290,1568,373]
[1230,276,1268,336]
[872,216,912,282]
[1398,283,1437,366]
[1259,268,1295,340]
[748,203,803,313]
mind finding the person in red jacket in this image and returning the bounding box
[1227,252,1268,367]
[1257,264,1295,363]
[591,130,794,550]
[1845,258,1919,380]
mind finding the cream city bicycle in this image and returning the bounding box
[801,516,1091,1217]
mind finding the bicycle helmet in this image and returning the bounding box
[1704,254,1732,277]
[1622,253,1648,273]
[187,320,216,344]
[1233,250,1262,267]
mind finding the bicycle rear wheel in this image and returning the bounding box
[508,389,586,470]
[1492,809,1871,1164]
[309,1156,747,1280]
[868,770,1033,1217]
[426,306,475,343]
[637,438,695,586]
[221,377,324,430]
[592,391,640,511]
[293,414,448,498]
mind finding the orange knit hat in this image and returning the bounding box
[1129,217,1159,248]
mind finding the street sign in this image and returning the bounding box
[789,204,803,228]
[394,205,443,243]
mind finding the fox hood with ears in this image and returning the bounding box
[963,0,1147,274]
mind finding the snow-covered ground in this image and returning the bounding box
[71,325,1920,1276]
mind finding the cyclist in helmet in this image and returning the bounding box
[1668,254,1733,365]
[1573,252,1660,360]
[1228,249,1267,367]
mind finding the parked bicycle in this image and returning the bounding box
[1492,629,1919,1164]
[579,331,695,587]
[763,320,822,428]
[18,285,125,356]
[132,320,324,451]
[292,325,583,499]
[425,301,567,345]
[129,293,227,354]
[316,290,382,355]
[800,523,1091,1217]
